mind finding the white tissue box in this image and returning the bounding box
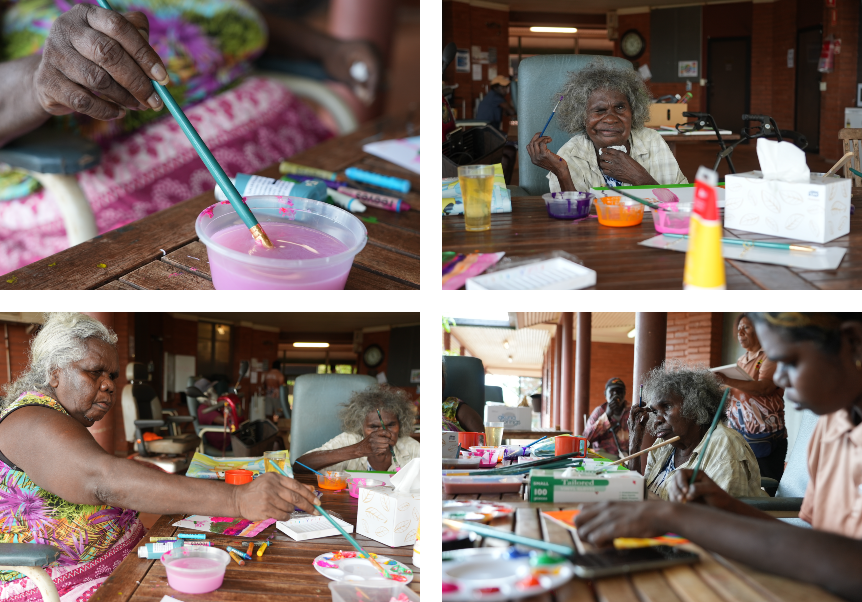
[724,172,852,243]
[442,431,459,458]
[528,468,644,502]
[484,405,533,429]
[356,486,420,547]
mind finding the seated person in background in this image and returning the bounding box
[441,359,485,433]
[575,313,862,602]
[583,377,631,457]
[295,385,419,472]
[264,360,286,417]
[476,76,516,131]
[630,360,765,500]
[526,60,687,193]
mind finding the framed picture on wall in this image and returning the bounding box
[456,49,470,72]
[678,61,698,78]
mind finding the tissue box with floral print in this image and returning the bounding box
[724,172,851,244]
[356,458,420,547]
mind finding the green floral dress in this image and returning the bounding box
[0,392,144,601]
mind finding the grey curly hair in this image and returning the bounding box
[338,385,416,437]
[2,313,118,407]
[642,359,726,428]
[556,59,652,135]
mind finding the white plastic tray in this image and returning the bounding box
[465,257,596,290]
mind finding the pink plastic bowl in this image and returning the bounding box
[653,202,692,235]
[347,477,386,498]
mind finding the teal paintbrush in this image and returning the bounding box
[442,519,574,557]
[663,233,815,253]
[604,186,660,210]
[688,387,731,488]
[94,0,273,249]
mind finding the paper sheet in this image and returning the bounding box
[362,136,420,174]
[172,515,275,537]
[639,234,846,270]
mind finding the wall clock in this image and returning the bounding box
[621,29,646,60]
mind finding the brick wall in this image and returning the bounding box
[820,0,859,158]
[0,322,33,393]
[586,342,634,417]
[750,2,775,117]
[665,312,724,367]
[164,315,197,357]
[443,1,510,120]
[773,0,798,129]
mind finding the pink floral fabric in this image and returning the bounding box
[0,76,332,273]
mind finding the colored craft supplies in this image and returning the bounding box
[226,546,252,561]
[228,550,246,566]
[279,161,338,181]
[345,167,411,194]
[683,166,725,290]
[150,537,178,542]
[257,541,269,557]
[341,187,410,212]
[178,533,206,540]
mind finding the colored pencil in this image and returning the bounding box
[442,519,574,557]
[688,388,731,488]
[94,0,274,248]
[594,436,680,474]
[540,96,563,137]
[663,233,815,252]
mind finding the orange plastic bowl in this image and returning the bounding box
[594,196,644,227]
[225,469,253,485]
[317,471,349,490]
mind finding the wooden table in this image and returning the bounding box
[442,492,841,602]
[503,428,571,441]
[442,190,862,289]
[92,473,419,602]
[0,116,419,290]
[660,133,741,158]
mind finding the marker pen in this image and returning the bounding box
[177,533,206,540]
[279,161,338,181]
[326,187,367,213]
[226,546,252,560]
[284,174,346,190]
[150,537,178,542]
[138,541,184,559]
[215,174,327,203]
[341,187,410,212]
[344,167,411,194]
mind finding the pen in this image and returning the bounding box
[662,233,815,252]
[540,96,563,137]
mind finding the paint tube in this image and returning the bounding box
[326,187,366,213]
[344,167,411,194]
[340,187,410,212]
[138,540,184,559]
[214,174,327,203]
[279,161,338,181]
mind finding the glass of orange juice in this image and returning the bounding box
[458,164,495,231]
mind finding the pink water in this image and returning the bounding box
[207,222,355,289]
[165,557,226,594]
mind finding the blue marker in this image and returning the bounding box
[540,96,564,137]
[177,533,206,540]
[344,167,411,194]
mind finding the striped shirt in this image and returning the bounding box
[547,127,688,193]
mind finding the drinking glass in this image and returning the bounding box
[263,450,288,473]
[484,421,505,447]
[458,164,495,231]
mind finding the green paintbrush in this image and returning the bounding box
[94,0,274,249]
[663,233,815,253]
[442,519,575,557]
[688,387,731,488]
[604,186,660,209]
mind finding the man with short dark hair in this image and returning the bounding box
[583,377,631,457]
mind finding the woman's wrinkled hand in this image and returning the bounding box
[358,428,397,458]
[668,469,733,509]
[234,472,320,520]
[598,148,656,186]
[33,4,169,121]
[628,405,650,443]
[323,39,381,106]
[527,132,567,176]
[575,501,669,548]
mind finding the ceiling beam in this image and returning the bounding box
[278,332,355,344]
[509,12,607,27]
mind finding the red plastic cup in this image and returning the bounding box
[554,435,588,457]
[225,469,253,485]
[457,432,485,448]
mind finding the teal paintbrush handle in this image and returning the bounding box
[664,234,791,251]
[689,387,730,484]
[446,520,574,556]
[95,0,258,231]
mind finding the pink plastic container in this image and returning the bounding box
[653,202,692,235]
[347,477,385,498]
[161,546,230,594]
[195,196,367,290]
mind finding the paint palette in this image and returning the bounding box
[442,548,574,602]
[442,501,515,522]
[312,552,414,584]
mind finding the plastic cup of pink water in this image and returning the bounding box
[195,195,367,290]
[347,477,386,498]
[653,202,693,235]
[161,546,230,594]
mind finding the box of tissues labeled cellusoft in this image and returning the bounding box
[357,458,420,547]
[724,139,851,243]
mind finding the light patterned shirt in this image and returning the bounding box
[305,431,420,472]
[547,127,688,193]
[644,422,767,500]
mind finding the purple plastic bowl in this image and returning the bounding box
[542,192,593,220]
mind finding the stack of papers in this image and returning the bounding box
[362,137,420,174]
[277,515,354,541]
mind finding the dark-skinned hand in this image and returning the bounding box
[668,468,735,510]
[33,4,170,121]
[234,472,320,520]
[323,39,381,105]
[607,394,625,418]
[575,501,669,548]
[627,404,651,448]
[597,148,657,186]
[357,428,397,458]
[527,132,568,177]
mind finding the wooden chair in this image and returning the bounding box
[839,128,862,185]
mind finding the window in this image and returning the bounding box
[316,364,356,374]
[198,322,231,376]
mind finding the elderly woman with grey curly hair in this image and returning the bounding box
[526,60,687,192]
[296,386,419,472]
[628,360,766,501]
[0,313,321,601]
